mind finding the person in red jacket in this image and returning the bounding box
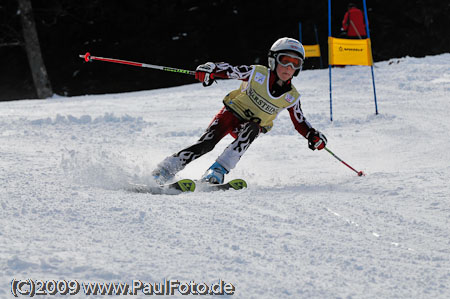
[341,3,367,39]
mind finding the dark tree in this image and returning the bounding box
[18,0,52,98]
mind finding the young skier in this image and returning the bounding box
[152,37,327,185]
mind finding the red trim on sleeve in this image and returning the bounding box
[288,106,311,138]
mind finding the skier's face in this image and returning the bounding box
[276,63,296,81]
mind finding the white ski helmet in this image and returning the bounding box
[268,37,305,76]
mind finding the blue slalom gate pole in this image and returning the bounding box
[314,24,324,68]
[328,0,333,121]
[362,0,378,115]
[329,66,333,121]
[298,22,303,43]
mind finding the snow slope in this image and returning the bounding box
[1,54,450,298]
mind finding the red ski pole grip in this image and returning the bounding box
[211,72,228,79]
[84,52,91,62]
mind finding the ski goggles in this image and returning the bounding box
[276,53,303,70]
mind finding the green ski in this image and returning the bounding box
[127,179,195,195]
[198,179,247,192]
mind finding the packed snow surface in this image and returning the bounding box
[1,54,450,298]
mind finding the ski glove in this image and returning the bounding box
[195,62,216,87]
[306,129,327,151]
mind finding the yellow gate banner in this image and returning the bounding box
[328,37,373,66]
[304,44,321,58]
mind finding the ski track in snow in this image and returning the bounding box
[1,54,450,298]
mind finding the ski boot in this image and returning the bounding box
[151,167,175,185]
[152,156,184,185]
[201,161,228,184]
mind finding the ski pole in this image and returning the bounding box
[79,52,228,79]
[324,147,365,176]
[79,52,195,75]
